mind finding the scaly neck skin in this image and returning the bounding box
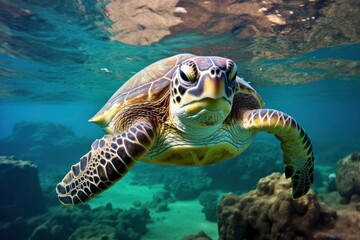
[173,114,223,137]
[169,102,225,140]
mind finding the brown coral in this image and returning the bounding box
[217,173,338,240]
[336,152,360,200]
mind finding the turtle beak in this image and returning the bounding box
[202,75,226,99]
[184,73,231,102]
[183,74,232,115]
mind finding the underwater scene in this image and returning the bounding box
[0,0,359,239]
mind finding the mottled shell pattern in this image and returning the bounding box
[89,54,194,127]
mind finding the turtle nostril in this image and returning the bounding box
[210,67,220,77]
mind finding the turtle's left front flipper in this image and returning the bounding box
[56,123,155,205]
[242,109,314,199]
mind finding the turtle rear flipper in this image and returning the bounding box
[56,123,155,205]
[242,109,314,199]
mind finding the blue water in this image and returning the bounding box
[0,1,359,239]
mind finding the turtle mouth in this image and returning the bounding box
[183,97,232,115]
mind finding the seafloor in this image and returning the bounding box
[0,121,359,240]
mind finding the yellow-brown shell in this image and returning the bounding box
[89,54,194,127]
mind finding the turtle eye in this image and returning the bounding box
[179,60,198,84]
[226,60,237,81]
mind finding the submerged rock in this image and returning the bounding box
[0,156,46,221]
[217,173,339,240]
[164,169,212,200]
[336,152,360,199]
[68,225,118,240]
[199,191,219,222]
[0,122,91,166]
[27,204,151,240]
[182,231,213,240]
[147,190,176,212]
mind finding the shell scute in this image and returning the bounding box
[90,54,194,127]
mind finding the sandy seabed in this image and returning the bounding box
[89,174,218,239]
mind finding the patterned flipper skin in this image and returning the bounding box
[242,109,314,199]
[56,123,154,205]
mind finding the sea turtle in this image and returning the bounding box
[56,54,314,205]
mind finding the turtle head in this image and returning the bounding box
[170,56,237,131]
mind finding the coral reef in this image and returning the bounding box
[217,173,360,240]
[0,156,46,221]
[317,191,360,240]
[0,216,30,240]
[0,122,94,208]
[0,203,151,240]
[182,231,213,240]
[336,152,360,200]
[0,122,91,166]
[146,190,176,212]
[68,225,117,240]
[199,191,219,222]
[164,169,212,200]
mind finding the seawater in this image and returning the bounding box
[0,1,359,240]
[2,76,359,166]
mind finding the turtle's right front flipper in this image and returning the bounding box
[56,123,155,205]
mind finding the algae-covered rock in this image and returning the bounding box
[0,156,46,221]
[164,169,212,200]
[217,173,337,240]
[68,225,118,240]
[0,122,91,165]
[120,207,151,235]
[199,191,219,222]
[25,203,151,240]
[147,190,176,212]
[336,152,360,199]
[182,231,213,240]
[0,216,30,240]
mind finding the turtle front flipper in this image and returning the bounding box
[56,123,155,205]
[241,109,314,199]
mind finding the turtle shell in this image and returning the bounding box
[90,53,194,127]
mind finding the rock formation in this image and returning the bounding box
[182,231,213,240]
[0,156,47,221]
[164,168,212,200]
[199,190,219,222]
[217,172,360,240]
[0,122,91,166]
[1,203,151,240]
[336,152,360,200]
[146,190,176,212]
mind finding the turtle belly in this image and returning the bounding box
[141,129,256,166]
